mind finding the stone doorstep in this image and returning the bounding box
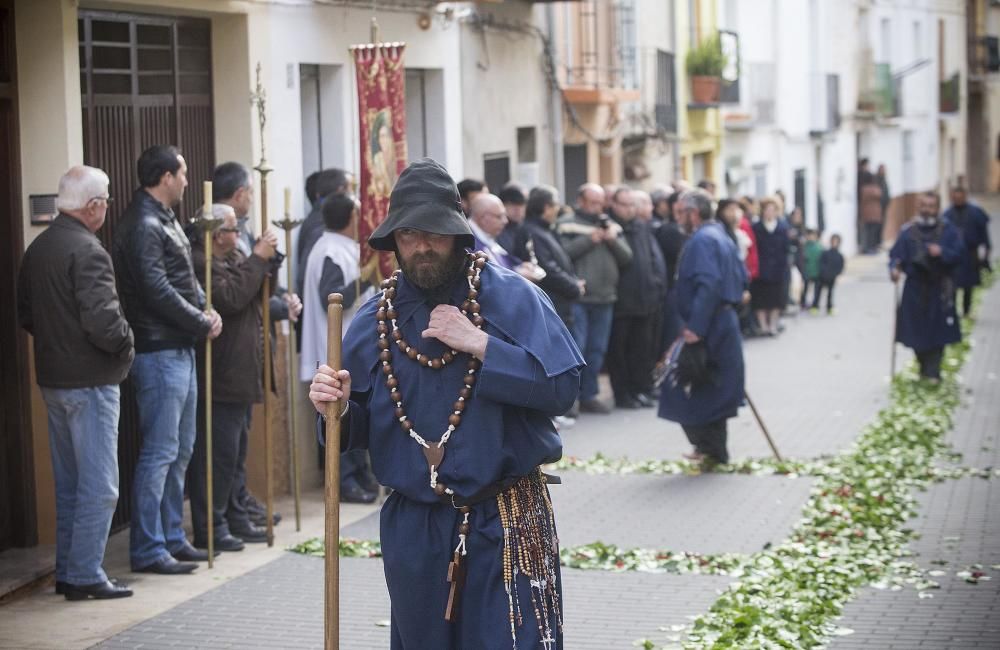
[0,545,56,603]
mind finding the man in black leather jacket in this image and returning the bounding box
[113,145,222,575]
[515,185,584,329]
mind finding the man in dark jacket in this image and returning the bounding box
[890,192,964,381]
[113,145,222,575]
[943,186,992,316]
[188,205,279,550]
[294,167,352,295]
[18,166,134,601]
[557,183,633,413]
[606,188,666,409]
[515,185,585,328]
[212,161,301,529]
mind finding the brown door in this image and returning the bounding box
[78,10,215,529]
[0,0,37,551]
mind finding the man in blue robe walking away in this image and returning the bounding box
[310,158,583,649]
[658,190,747,467]
[942,186,992,317]
[890,191,964,381]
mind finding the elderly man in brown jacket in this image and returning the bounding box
[187,204,284,551]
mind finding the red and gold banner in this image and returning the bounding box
[352,43,408,283]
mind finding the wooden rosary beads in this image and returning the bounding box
[375,251,488,494]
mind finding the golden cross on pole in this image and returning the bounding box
[251,61,276,546]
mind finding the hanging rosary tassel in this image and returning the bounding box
[496,470,562,647]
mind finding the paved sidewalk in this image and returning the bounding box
[831,258,1000,650]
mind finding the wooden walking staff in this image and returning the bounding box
[324,294,345,650]
[195,182,224,568]
[274,187,303,531]
[744,390,784,462]
[251,62,276,546]
[890,265,902,377]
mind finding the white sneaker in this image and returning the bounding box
[552,415,576,429]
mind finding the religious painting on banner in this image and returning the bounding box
[353,43,408,283]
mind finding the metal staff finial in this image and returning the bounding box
[250,62,271,169]
[251,60,275,546]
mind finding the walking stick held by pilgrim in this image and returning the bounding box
[324,293,344,650]
[196,182,224,568]
[275,187,304,531]
[744,390,783,463]
[890,261,902,378]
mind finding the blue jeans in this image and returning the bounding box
[571,302,615,401]
[41,385,121,585]
[129,348,198,569]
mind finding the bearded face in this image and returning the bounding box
[393,229,467,296]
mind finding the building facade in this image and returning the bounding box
[4,0,475,554]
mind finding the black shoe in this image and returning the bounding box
[244,494,282,526]
[634,392,656,408]
[341,483,377,504]
[134,556,197,575]
[171,542,217,562]
[64,579,133,601]
[194,534,245,552]
[229,524,269,543]
[615,396,642,409]
[250,511,282,527]
[579,398,612,414]
[56,577,122,595]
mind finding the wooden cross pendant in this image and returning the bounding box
[423,445,445,487]
[444,551,466,622]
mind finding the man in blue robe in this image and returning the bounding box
[942,186,992,316]
[890,191,964,381]
[310,159,583,649]
[658,190,747,466]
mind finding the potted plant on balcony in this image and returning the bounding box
[686,33,727,105]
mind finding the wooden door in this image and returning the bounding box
[0,0,37,551]
[78,10,215,529]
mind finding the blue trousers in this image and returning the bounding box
[41,385,121,585]
[570,302,614,401]
[129,348,198,569]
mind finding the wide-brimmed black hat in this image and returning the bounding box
[368,158,474,251]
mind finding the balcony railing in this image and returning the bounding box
[858,62,899,118]
[940,72,960,113]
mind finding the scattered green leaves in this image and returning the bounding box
[635,284,992,649]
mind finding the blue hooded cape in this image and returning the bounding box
[333,260,583,649]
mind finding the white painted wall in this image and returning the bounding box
[15,0,84,248]
[456,2,555,187]
[239,3,464,235]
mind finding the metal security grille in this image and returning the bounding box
[78,10,215,531]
